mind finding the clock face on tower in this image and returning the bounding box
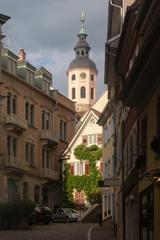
[80,72,86,79]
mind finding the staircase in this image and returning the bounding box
[80,204,102,223]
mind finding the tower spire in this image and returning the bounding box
[79,11,86,35]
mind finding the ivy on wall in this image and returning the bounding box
[63,144,102,205]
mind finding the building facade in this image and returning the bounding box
[62,92,108,205]
[0,16,76,208]
[98,101,115,223]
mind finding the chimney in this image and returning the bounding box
[18,49,26,61]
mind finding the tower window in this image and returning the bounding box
[81,86,86,98]
[77,51,79,55]
[72,74,76,80]
[91,88,94,100]
[72,88,76,99]
[81,50,84,56]
[91,74,94,81]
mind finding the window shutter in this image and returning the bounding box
[97,134,102,145]
[70,163,74,175]
[85,161,90,175]
[82,135,88,145]
[100,161,103,174]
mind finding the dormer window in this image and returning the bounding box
[27,71,34,84]
[43,80,50,94]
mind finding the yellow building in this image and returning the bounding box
[0,15,76,208]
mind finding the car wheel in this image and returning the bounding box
[65,217,71,223]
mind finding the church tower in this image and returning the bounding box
[67,13,98,115]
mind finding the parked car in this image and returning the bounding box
[52,208,79,223]
[29,205,52,225]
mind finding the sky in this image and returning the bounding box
[0,0,108,98]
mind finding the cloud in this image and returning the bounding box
[0,0,107,98]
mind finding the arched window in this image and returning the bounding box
[77,51,79,55]
[72,74,76,80]
[72,88,76,99]
[81,86,86,98]
[81,50,84,56]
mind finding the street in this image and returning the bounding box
[0,223,96,240]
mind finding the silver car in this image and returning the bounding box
[52,208,79,223]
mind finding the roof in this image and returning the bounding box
[68,57,98,73]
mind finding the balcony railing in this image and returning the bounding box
[5,114,28,133]
[40,168,59,180]
[40,131,59,148]
[0,155,29,172]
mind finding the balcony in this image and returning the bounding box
[40,168,59,181]
[5,114,27,133]
[0,155,29,173]
[40,131,59,149]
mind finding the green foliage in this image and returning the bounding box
[0,200,34,229]
[63,144,102,205]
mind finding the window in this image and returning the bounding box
[60,120,63,140]
[46,113,50,130]
[81,87,86,98]
[23,182,28,200]
[88,134,96,144]
[34,186,40,203]
[25,102,35,127]
[43,80,50,94]
[105,160,111,178]
[91,74,94,81]
[42,148,50,169]
[60,120,67,142]
[30,105,34,126]
[25,142,35,167]
[25,102,29,120]
[7,93,17,114]
[72,88,76,99]
[91,88,94,100]
[97,134,102,145]
[7,135,17,158]
[42,111,50,130]
[82,135,88,145]
[64,122,67,141]
[76,161,85,176]
[42,111,45,129]
[81,50,84,56]
[72,74,76,80]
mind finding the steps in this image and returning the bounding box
[80,204,102,223]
